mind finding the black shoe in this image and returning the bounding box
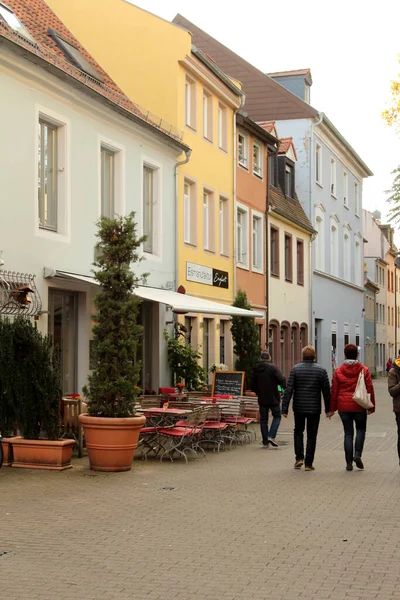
[354,456,364,470]
[346,464,353,471]
[268,438,279,448]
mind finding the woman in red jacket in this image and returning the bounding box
[330,344,375,471]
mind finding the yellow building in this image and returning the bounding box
[46,0,246,372]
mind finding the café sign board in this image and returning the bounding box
[186,262,229,289]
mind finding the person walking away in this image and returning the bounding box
[388,357,400,466]
[386,358,393,376]
[282,345,330,471]
[251,351,285,448]
[330,344,375,471]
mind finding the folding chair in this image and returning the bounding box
[158,407,208,463]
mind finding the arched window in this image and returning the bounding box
[268,320,279,365]
[355,237,362,286]
[343,233,350,281]
[315,216,325,271]
[330,224,338,277]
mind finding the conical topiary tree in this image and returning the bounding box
[83,213,145,417]
[230,289,261,389]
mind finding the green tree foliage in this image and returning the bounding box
[230,290,261,388]
[83,213,145,417]
[164,329,207,391]
[0,317,61,440]
[386,166,400,225]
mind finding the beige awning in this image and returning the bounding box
[52,271,264,318]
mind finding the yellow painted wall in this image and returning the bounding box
[46,0,190,128]
[48,1,239,302]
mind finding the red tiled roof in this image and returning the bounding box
[0,0,184,144]
[257,121,276,134]
[173,14,318,122]
[278,137,298,160]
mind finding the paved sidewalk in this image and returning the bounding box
[1,378,400,600]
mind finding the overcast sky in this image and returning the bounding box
[131,0,400,225]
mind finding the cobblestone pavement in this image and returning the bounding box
[1,378,400,600]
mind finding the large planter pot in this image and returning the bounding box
[12,438,75,470]
[1,436,20,467]
[79,414,146,472]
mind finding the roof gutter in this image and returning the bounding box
[191,45,244,97]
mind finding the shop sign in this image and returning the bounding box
[186,262,229,289]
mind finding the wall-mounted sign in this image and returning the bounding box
[186,262,229,289]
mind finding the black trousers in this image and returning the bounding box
[396,413,400,461]
[294,413,321,467]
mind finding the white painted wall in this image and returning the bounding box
[0,48,182,391]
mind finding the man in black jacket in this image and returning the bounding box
[282,345,330,470]
[251,351,285,448]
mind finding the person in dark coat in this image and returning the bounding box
[251,351,285,448]
[387,357,400,465]
[282,345,330,471]
[330,344,375,471]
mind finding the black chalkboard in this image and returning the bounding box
[212,371,245,397]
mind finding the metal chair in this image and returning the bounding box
[158,407,208,463]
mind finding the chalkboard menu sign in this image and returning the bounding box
[212,371,245,397]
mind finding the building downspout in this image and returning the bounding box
[174,149,192,291]
[233,95,246,300]
[266,143,280,349]
[309,111,323,349]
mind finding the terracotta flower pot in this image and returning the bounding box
[1,436,19,467]
[11,438,75,470]
[79,414,146,472]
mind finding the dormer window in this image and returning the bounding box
[48,29,104,83]
[0,3,35,43]
[285,163,294,198]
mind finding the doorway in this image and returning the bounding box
[48,289,78,395]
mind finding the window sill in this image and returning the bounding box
[204,248,216,254]
[271,273,280,279]
[203,135,214,144]
[331,193,337,199]
[316,181,323,189]
[238,162,249,170]
[253,171,263,180]
[184,241,198,248]
[185,123,197,133]
[344,203,349,210]
[285,278,293,284]
[355,212,360,218]
[297,282,304,287]
[218,145,228,153]
[237,263,250,271]
[251,266,264,275]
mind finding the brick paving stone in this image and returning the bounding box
[1,379,400,600]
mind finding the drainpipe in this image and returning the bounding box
[174,149,192,291]
[309,111,323,350]
[233,95,246,300]
[266,143,280,348]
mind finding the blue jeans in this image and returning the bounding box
[259,404,281,445]
[339,411,367,465]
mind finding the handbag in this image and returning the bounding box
[352,368,373,410]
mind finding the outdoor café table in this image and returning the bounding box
[140,407,192,427]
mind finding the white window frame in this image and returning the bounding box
[355,181,360,216]
[219,196,229,256]
[330,158,336,197]
[354,233,362,286]
[99,135,125,220]
[330,217,339,278]
[203,191,209,250]
[218,103,227,151]
[315,141,322,185]
[343,170,348,207]
[251,210,264,274]
[185,75,196,130]
[314,204,326,272]
[35,104,70,243]
[253,141,263,178]
[343,229,351,281]
[236,203,249,269]
[238,131,249,168]
[202,89,213,141]
[184,181,191,244]
[141,156,162,259]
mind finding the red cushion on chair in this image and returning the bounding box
[204,422,228,430]
[159,387,176,394]
[159,427,202,437]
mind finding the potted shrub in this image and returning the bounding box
[164,329,207,391]
[79,213,146,472]
[0,318,18,466]
[231,289,261,390]
[4,317,74,470]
